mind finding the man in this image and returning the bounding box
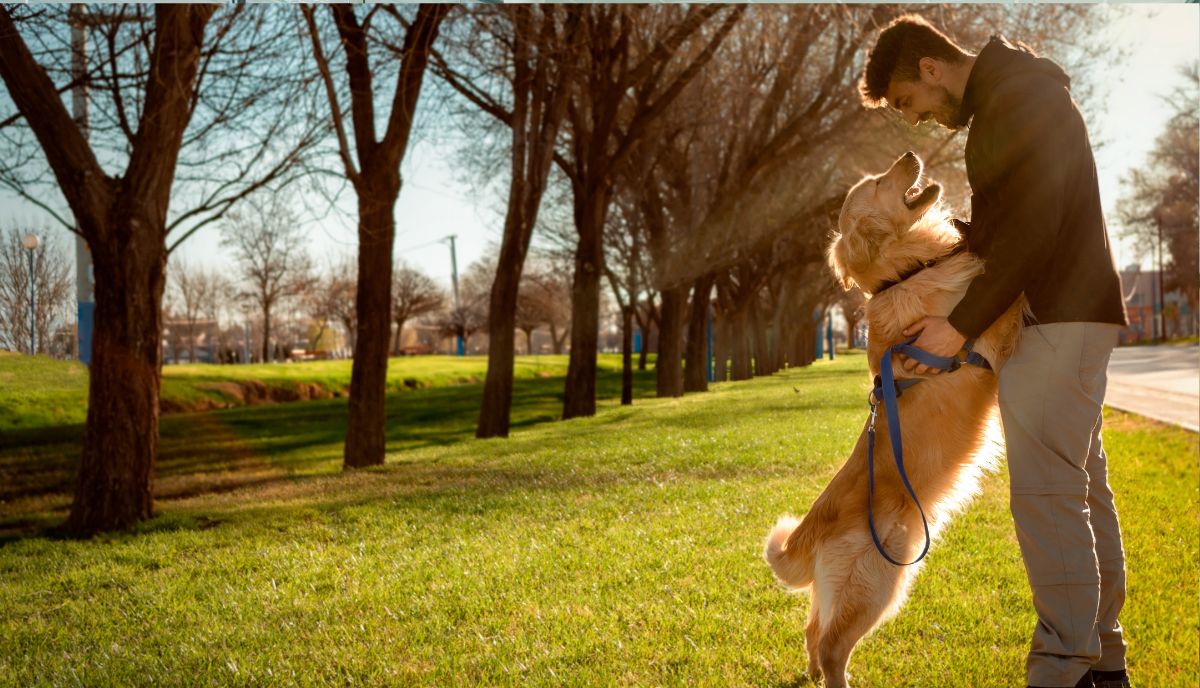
[858,15,1131,688]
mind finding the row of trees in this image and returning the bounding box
[1117,64,1199,324]
[0,4,1123,533]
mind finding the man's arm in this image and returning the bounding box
[946,75,1078,338]
[904,75,1078,373]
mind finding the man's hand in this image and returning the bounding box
[901,316,967,375]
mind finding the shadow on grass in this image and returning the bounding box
[0,367,659,539]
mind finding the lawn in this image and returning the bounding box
[0,353,579,431]
[0,351,1196,687]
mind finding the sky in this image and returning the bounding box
[2,3,1197,292]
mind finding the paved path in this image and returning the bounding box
[1106,344,1199,432]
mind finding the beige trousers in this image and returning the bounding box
[998,322,1127,688]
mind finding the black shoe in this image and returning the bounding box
[1091,669,1131,688]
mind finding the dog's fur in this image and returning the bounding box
[763,153,1025,687]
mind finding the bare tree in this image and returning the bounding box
[166,259,221,363]
[1118,64,1199,321]
[221,194,314,363]
[603,188,655,405]
[0,4,210,533]
[0,4,322,533]
[392,261,444,354]
[547,5,744,419]
[0,227,72,355]
[302,3,451,469]
[523,249,573,355]
[303,258,355,356]
[430,4,581,438]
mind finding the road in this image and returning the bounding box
[1106,344,1199,432]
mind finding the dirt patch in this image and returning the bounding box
[161,380,342,415]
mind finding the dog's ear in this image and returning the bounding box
[828,215,888,290]
[827,233,858,290]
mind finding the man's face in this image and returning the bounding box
[885,70,966,130]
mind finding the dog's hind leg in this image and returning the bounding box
[804,602,822,682]
[816,561,908,688]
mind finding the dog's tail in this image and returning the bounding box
[763,515,816,590]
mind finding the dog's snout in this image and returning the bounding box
[903,151,915,159]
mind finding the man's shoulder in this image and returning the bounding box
[975,69,1073,126]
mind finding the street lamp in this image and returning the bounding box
[22,233,38,355]
[441,234,463,356]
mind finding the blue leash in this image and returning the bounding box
[867,336,991,566]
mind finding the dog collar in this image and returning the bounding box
[871,241,968,296]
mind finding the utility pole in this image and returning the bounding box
[443,234,463,355]
[70,5,95,365]
[22,233,38,354]
[1156,215,1166,343]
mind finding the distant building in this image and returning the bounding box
[1119,267,1197,344]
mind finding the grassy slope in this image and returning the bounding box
[0,351,1196,687]
[0,354,581,431]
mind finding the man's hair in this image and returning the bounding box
[859,15,969,108]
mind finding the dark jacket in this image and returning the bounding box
[948,36,1127,339]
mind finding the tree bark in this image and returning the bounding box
[621,306,633,405]
[730,306,752,381]
[713,311,729,382]
[477,233,524,437]
[684,274,714,392]
[69,218,167,533]
[344,183,399,467]
[752,299,773,376]
[655,284,687,397]
[562,189,607,419]
[261,302,272,363]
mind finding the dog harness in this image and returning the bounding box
[867,336,991,566]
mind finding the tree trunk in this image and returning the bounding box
[730,306,752,381]
[684,274,714,392]
[262,303,272,363]
[621,306,633,405]
[477,222,527,438]
[752,300,773,376]
[549,323,564,354]
[68,226,166,534]
[562,191,607,419]
[634,306,651,371]
[392,318,406,355]
[655,285,686,397]
[344,184,398,468]
[713,311,729,382]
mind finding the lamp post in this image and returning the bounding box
[442,234,463,355]
[22,233,38,355]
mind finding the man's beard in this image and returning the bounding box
[934,86,967,130]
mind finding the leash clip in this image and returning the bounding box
[867,399,878,432]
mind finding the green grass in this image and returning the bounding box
[0,351,1196,687]
[0,353,585,431]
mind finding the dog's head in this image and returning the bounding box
[828,152,943,293]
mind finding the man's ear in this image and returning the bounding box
[918,56,942,84]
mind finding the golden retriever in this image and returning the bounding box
[763,152,1025,687]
